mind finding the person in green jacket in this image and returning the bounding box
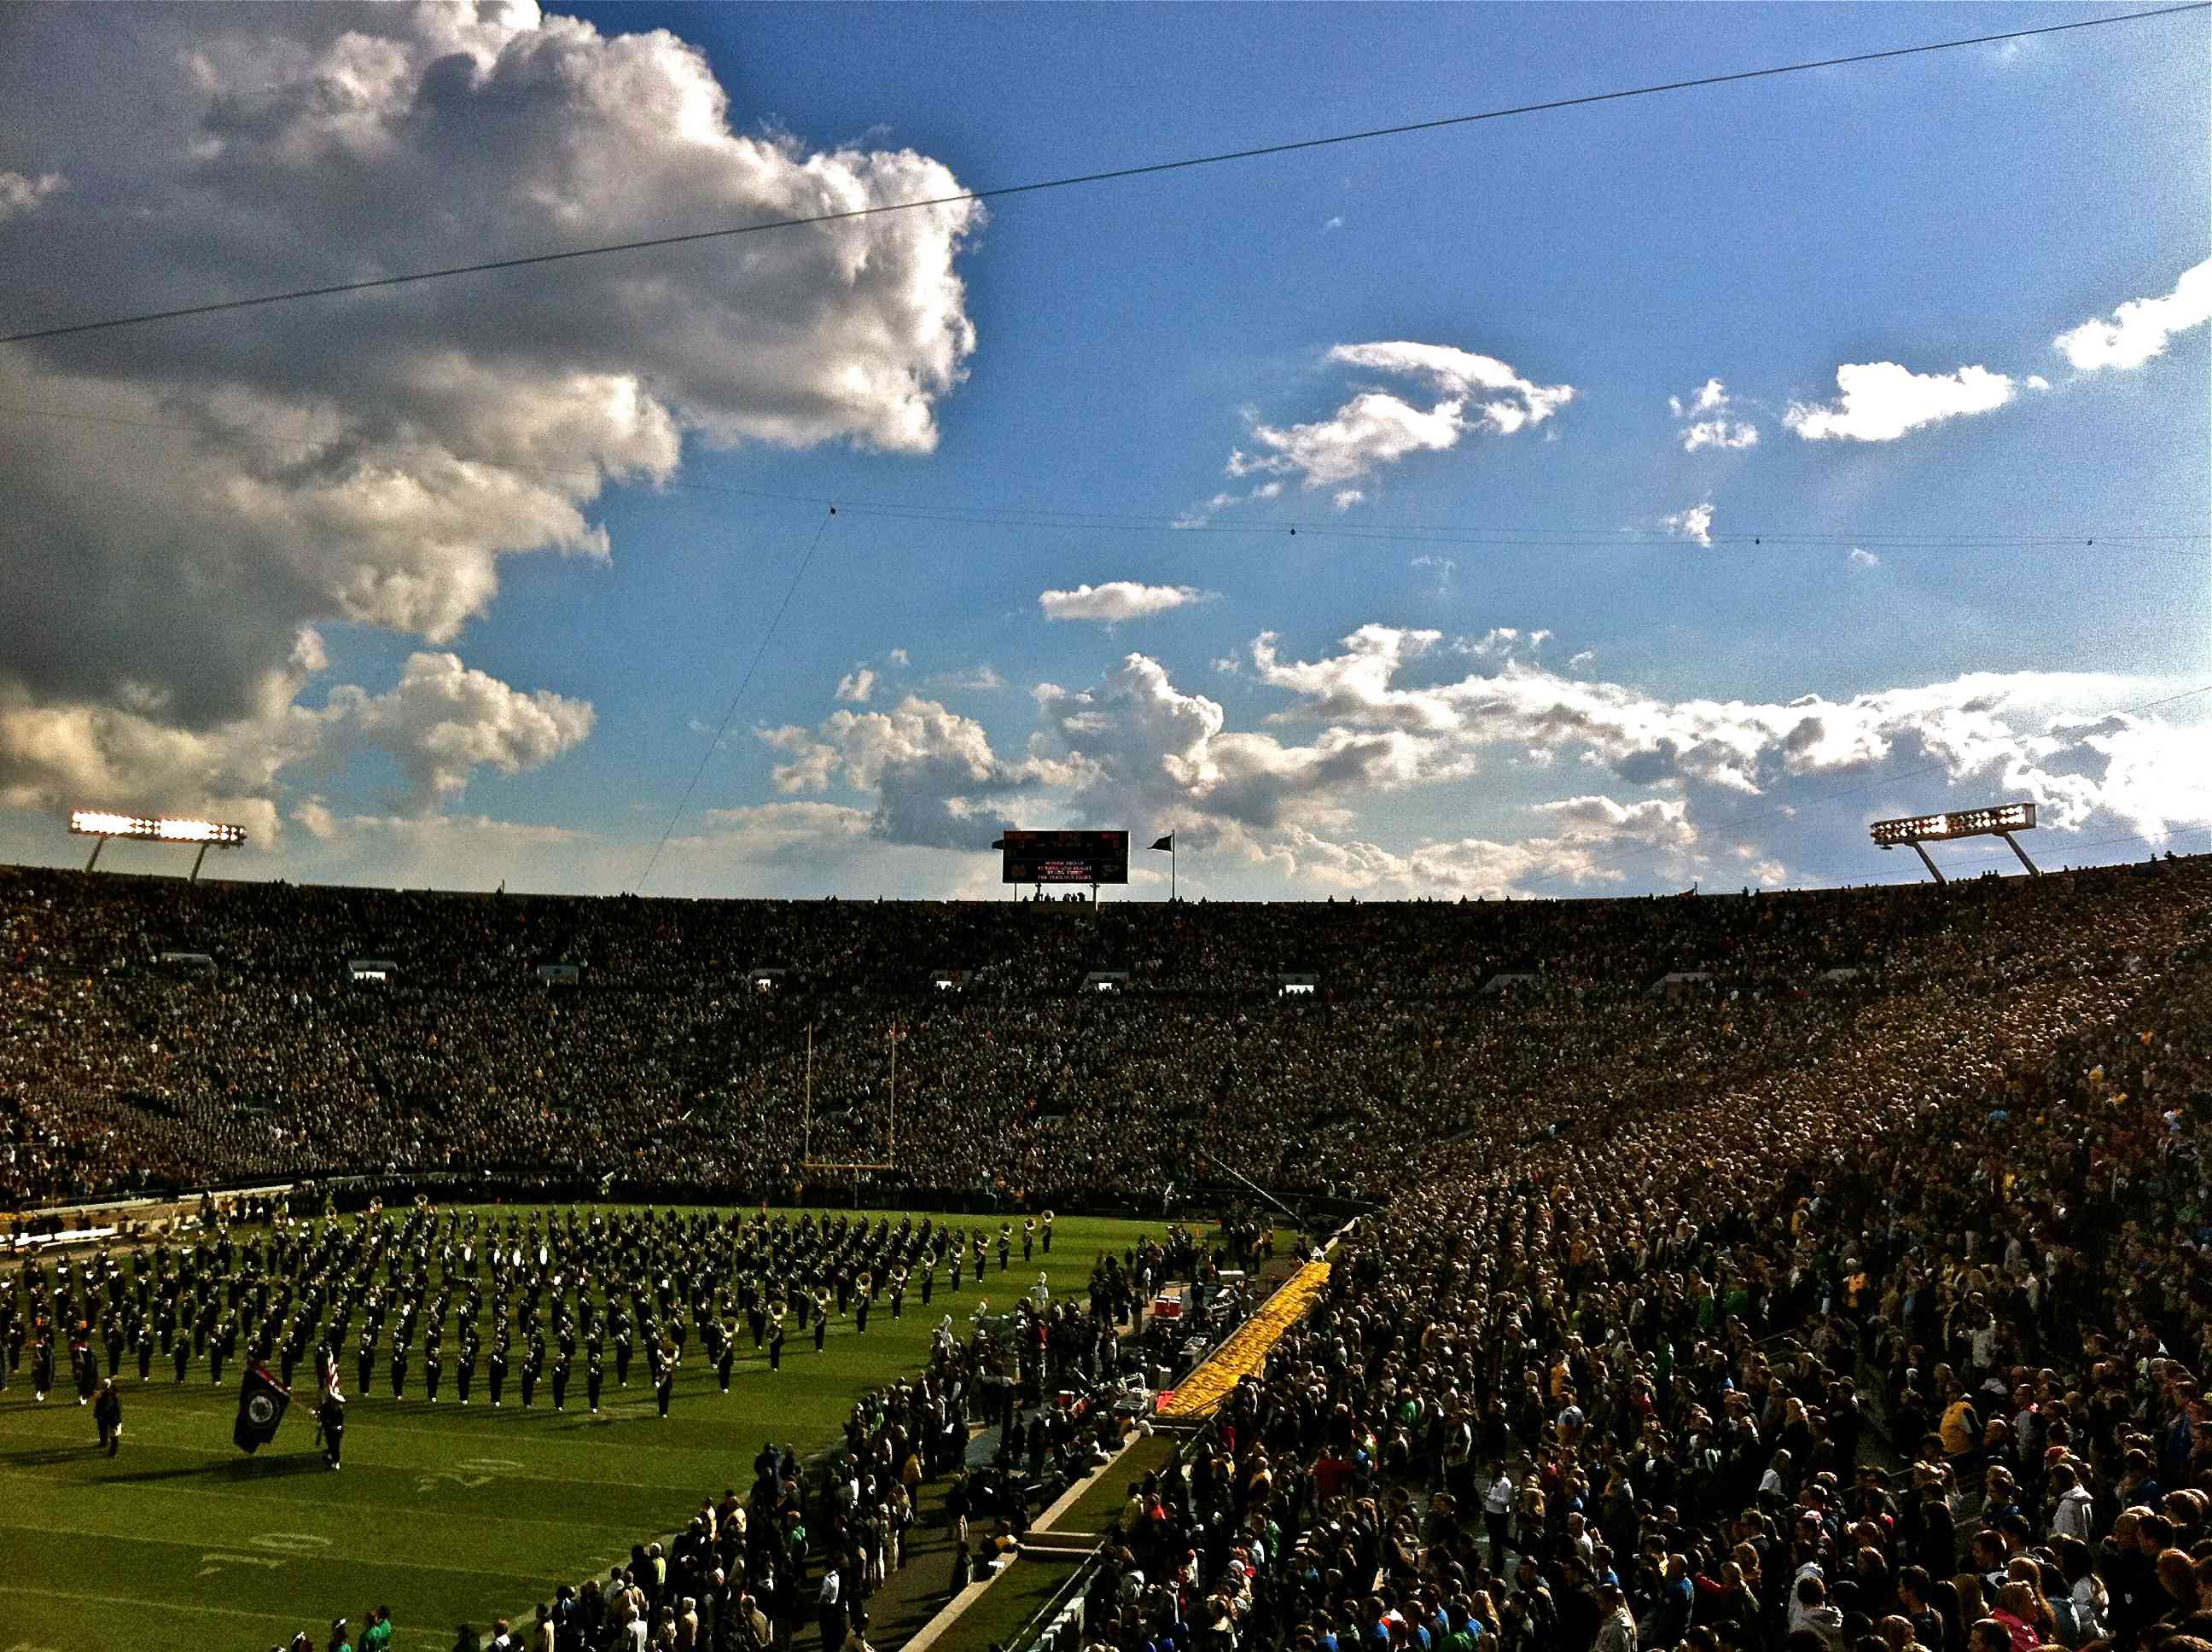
[361,1607,393,1652]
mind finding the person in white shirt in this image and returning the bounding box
[2048,1463,2098,1542]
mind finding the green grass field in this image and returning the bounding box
[0,1207,1163,1652]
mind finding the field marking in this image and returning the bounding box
[0,1515,568,1583]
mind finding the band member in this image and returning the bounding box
[551,1351,570,1412]
[320,1387,346,1470]
[586,1349,604,1414]
[94,1377,123,1456]
[423,1340,443,1403]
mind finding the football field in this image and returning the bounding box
[0,1207,1162,1652]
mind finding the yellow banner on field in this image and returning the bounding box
[1160,1259,1330,1419]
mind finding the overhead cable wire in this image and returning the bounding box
[632,504,839,895]
[0,401,2201,553]
[3,3,2206,346]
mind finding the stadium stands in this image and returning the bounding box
[7,859,2202,1214]
[3,857,2209,1651]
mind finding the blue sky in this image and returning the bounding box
[0,2,2205,899]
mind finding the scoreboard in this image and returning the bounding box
[998,829,1128,885]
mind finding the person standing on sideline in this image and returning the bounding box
[94,1377,122,1456]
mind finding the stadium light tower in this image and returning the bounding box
[68,810,247,881]
[1869,800,2039,885]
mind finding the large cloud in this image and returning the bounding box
[1782,362,2017,442]
[324,650,595,811]
[0,3,979,829]
[1033,652,1474,839]
[1229,790,1703,899]
[2052,257,2212,372]
[0,633,591,839]
[709,638,2206,900]
[759,695,1068,848]
[1243,626,2209,835]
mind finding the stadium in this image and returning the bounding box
[6,846,2211,1650]
[4,5,2211,1652]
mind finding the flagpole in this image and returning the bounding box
[1170,845,1175,902]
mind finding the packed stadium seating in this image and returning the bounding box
[5,855,2209,1651]
[3,859,2205,1213]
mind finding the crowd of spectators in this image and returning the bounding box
[3,854,2209,1651]
[6,859,2194,1211]
[1076,857,2211,1652]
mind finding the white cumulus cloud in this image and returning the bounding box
[758,695,1070,847]
[1243,625,2208,836]
[1210,340,1572,501]
[1783,363,2016,441]
[2052,257,2212,372]
[0,4,979,833]
[325,651,596,811]
[1849,548,1882,568]
[835,668,876,704]
[1662,501,1715,547]
[1039,582,1216,624]
[1669,378,1759,450]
